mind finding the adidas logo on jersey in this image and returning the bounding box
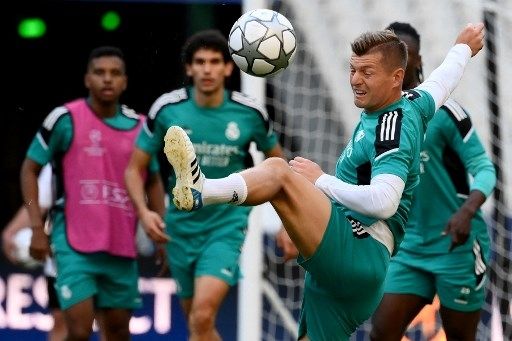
[347,216,370,239]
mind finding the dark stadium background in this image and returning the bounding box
[2,0,242,234]
[2,1,242,339]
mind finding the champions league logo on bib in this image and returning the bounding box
[225,122,240,141]
[84,129,105,156]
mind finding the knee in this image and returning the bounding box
[189,304,216,333]
[369,323,401,341]
[103,324,130,338]
[441,307,480,340]
[67,323,92,341]
[101,316,131,338]
[105,328,130,340]
[370,313,398,341]
[444,324,475,341]
[52,310,67,332]
[369,325,385,341]
[262,157,292,180]
[263,157,289,170]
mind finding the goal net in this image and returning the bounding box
[256,0,512,340]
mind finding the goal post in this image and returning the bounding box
[237,0,267,340]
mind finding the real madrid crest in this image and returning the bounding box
[225,122,240,141]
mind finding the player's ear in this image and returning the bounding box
[224,60,234,77]
[393,68,405,88]
[84,73,90,90]
[185,63,193,77]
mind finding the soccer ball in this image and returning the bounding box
[228,9,297,77]
[13,227,42,269]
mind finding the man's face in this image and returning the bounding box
[186,48,233,95]
[350,50,403,112]
[84,56,127,104]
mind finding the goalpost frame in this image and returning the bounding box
[237,1,267,341]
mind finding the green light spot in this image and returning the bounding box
[18,18,46,39]
[101,11,121,31]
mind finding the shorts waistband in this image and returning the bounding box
[363,220,394,256]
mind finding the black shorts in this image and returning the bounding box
[46,276,60,309]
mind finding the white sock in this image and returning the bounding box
[202,173,248,206]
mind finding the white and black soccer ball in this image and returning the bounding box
[13,227,42,269]
[228,9,297,77]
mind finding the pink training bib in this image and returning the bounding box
[62,99,144,258]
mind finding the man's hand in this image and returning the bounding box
[2,230,18,264]
[276,227,299,262]
[29,226,50,261]
[289,157,325,184]
[443,206,473,252]
[139,209,170,243]
[155,245,170,277]
[455,23,485,57]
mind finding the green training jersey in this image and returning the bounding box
[334,90,435,253]
[136,87,278,236]
[400,99,495,254]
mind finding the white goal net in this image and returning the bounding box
[256,0,512,340]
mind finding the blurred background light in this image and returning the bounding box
[101,10,121,31]
[18,18,47,39]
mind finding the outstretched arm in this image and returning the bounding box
[444,190,487,251]
[125,148,169,243]
[145,171,166,218]
[315,173,404,219]
[289,157,404,219]
[442,109,496,251]
[3,207,31,263]
[416,23,484,110]
[20,158,49,261]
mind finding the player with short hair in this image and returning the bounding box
[162,24,485,340]
[370,22,496,341]
[21,46,165,341]
[2,165,68,341]
[124,29,284,340]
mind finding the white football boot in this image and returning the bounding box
[163,126,204,211]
